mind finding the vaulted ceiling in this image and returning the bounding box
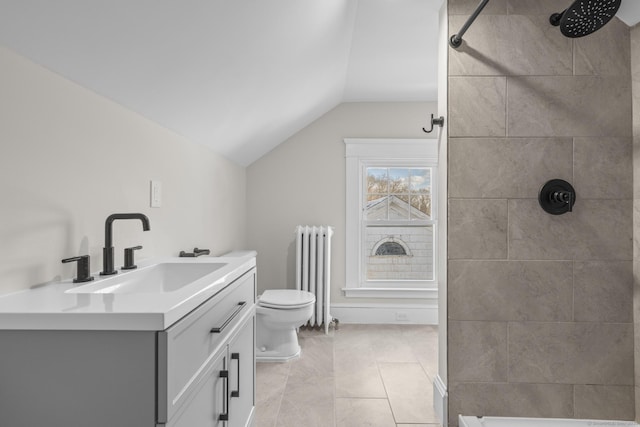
[0,0,442,165]
[0,0,638,166]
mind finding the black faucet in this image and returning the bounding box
[62,255,94,283]
[101,213,150,276]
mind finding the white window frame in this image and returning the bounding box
[344,138,438,299]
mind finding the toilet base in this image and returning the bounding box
[256,319,304,362]
[256,346,302,362]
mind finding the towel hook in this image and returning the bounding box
[423,114,445,133]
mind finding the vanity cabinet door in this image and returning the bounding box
[159,269,256,422]
[167,350,228,427]
[228,315,256,427]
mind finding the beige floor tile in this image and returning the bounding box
[334,328,376,351]
[356,325,429,364]
[276,375,335,427]
[255,362,290,427]
[288,335,334,381]
[335,361,387,398]
[404,329,438,380]
[255,394,281,427]
[379,362,439,424]
[256,325,440,427]
[375,336,419,363]
[335,398,396,427]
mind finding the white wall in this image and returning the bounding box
[246,101,436,304]
[0,46,247,294]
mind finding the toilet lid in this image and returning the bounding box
[259,290,315,308]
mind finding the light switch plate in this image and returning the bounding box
[150,180,162,208]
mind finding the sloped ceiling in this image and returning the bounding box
[0,0,441,166]
[617,0,640,26]
[0,0,637,165]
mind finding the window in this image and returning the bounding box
[374,240,408,256]
[344,139,438,298]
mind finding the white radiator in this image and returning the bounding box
[295,225,334,334]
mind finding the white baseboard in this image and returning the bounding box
[330,303,438,325]
[433,374,448,427]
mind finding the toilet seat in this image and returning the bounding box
[258,290,315,309]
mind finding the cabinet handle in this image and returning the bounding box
[210,302,247,333]
[219,370,229,422]
[231,353,240,398]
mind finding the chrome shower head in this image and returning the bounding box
[550,0,621,38]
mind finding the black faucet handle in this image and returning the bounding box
[62,255,95,283]
[179,247,211,257]
[122,246,143,270]
[193,248,210,256]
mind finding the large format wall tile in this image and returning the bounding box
[636,323,640,387]
[635,142,640,200]
[633,29,640,137]
[573,261,633,323]
[574,385,635,420]
[448,15,502,76]
[509,199,632,260]
[449,0,507,15]
[573,137,633,200]
[636,261,640,322]
[447,2,635,424]
[637,386,640,422]
[449,260,573,321]
[449,77,506,137]
[508,76,632,138]
[568,200,633,260]
[506,0,567,15]
[448,321,507,382]
[449,15,571,76]
[449,138,572,198]
[449,199,508,259]
[508,199,574,260]
[508,322,634,385]
[448,382,573,425]
[574,18,631,76]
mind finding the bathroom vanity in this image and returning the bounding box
[0,253,256,427]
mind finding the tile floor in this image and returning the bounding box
[255,324,441,427]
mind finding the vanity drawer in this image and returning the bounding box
[157,268,256,423]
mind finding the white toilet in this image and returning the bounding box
[256,289,315,362]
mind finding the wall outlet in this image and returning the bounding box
[395,311,408,321]
[150,180,162,208]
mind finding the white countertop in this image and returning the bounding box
[0,252,256,331]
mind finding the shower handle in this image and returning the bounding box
[539,179,576,215]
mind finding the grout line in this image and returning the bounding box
[572,260,576,322]
[506,198,510,260]
[506,321,510,384]
[505,75,509,138]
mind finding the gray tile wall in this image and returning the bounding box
[448,1,634,424]
[631,23,640,424]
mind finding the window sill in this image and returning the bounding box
[342,287,438,299]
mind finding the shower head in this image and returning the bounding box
[550,0,621,38]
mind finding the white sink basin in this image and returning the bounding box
[65,262,227,294]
